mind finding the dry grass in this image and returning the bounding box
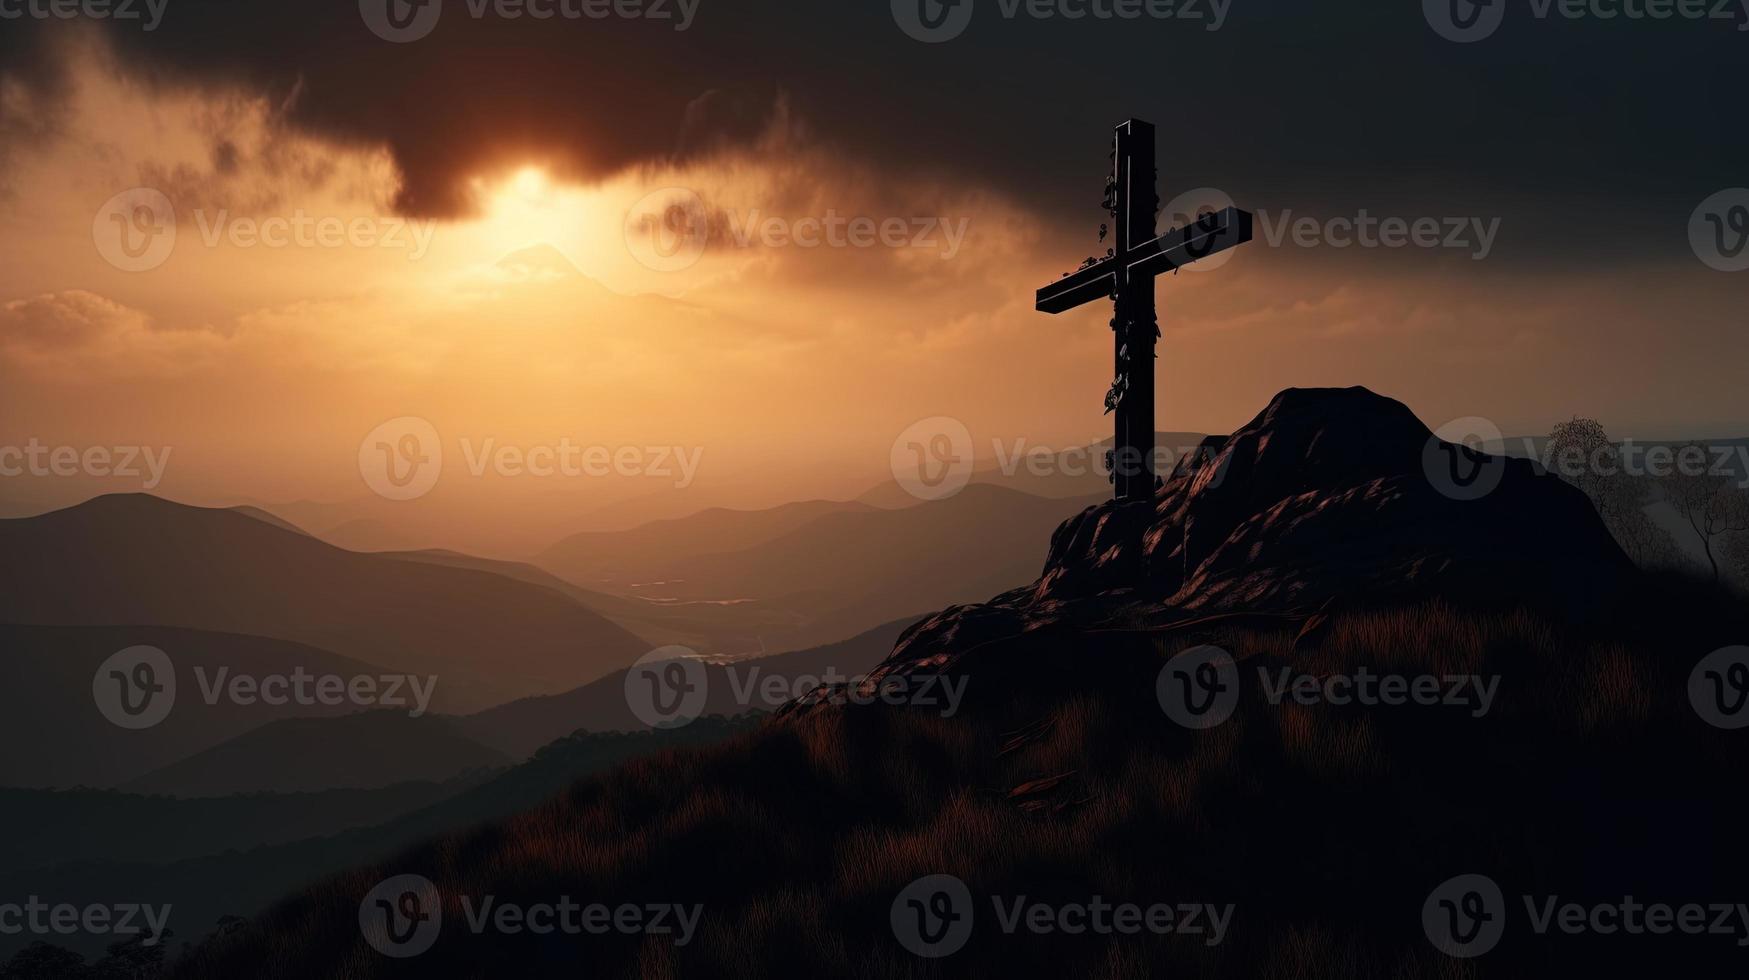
[170,585,1749,979]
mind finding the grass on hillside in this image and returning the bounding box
[169,579,1749,978]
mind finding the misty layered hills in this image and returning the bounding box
[457,617,914,757]
[0,778,489,874]
[0,624,397,789]
[390,539,815,659]
[533,484,1105,651]
[166,388,1749,978]
[538,498,876,583]
[124,712,511,798]
[0,494,650,712]
[0,483,1100,799]
[318,517,419,553]
[7,718,761,961]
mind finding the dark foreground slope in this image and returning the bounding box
[163,389,1748,978]
[167,595,1749,977]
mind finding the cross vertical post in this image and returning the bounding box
[1112,120,1158,502]
[1034,119,1255,503]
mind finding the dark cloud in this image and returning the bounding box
[7,0,1744,266]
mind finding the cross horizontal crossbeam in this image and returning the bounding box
[1035,206,1254,315]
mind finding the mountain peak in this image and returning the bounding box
[880,386,1633,669]
[494,244,589,283]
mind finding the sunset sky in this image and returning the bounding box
[1,4,1744,553]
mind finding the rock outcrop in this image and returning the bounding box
[876,387,1633,675]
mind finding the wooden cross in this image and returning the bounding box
[1036,119,1254,502]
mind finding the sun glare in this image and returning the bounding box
[442,168,702,295]
[508,167,552,203]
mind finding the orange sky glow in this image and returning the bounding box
[2,37,1744,555]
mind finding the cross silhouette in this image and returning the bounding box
[1035,119,1254,501]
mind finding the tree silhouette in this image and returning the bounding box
[1545,418,1685,571]
[1660,451,1749,584]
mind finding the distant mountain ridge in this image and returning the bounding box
[124,712,510,797]
[457,617,915,757]
[0,494,650,712]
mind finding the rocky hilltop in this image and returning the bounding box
[875,386,1632,675]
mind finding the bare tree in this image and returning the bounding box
[1660,450,1749,584]
[1546,418,1687,571]
[1546,418,1616,504]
